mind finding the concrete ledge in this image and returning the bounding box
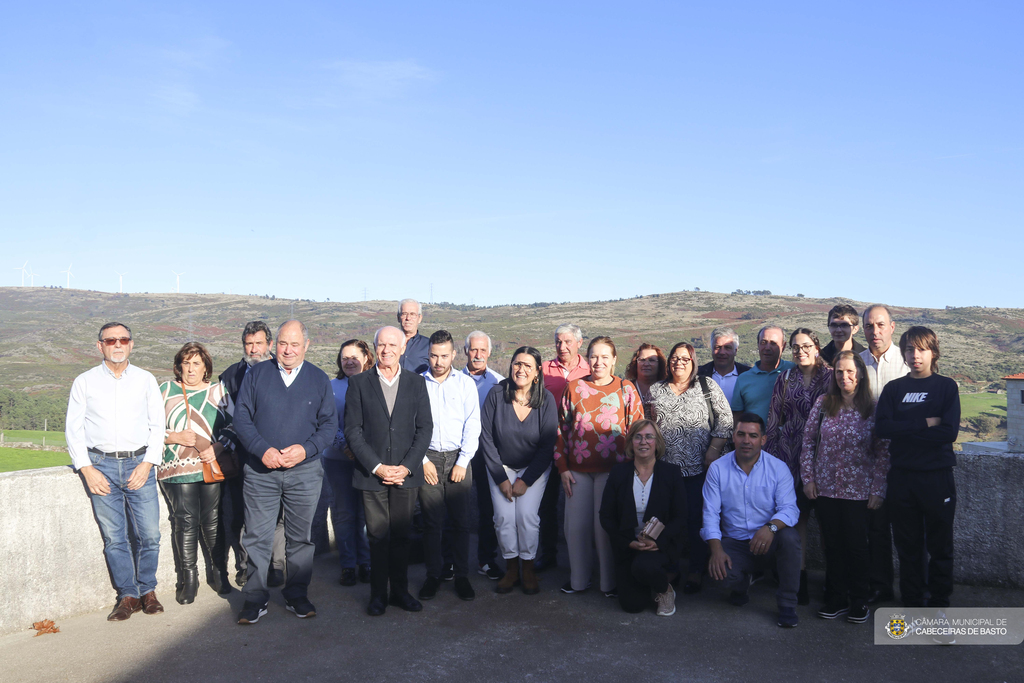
[2,449,1021,635]
[0,466,338,636]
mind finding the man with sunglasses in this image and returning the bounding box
[66,322,166,621]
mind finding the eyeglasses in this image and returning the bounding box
[792,344,816,354]
[668,357,692,365]
[828,322,852,330]
[101,337,131,346]
[399,312,420,318]
[511,362,535,371]
[632,433,657,442]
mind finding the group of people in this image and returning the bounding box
[66,299,961,629]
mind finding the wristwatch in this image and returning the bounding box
[766,523,778,534]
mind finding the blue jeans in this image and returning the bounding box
[323,457,370,569]
[87,452,161,599]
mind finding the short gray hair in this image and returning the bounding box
[397,298,422,316]
[374,325,403,346]
[757,324,785,343]
[862,304,894,324]
[554,324,583,344]
[277,320,309,343]
[710,327,739,348]
[464,330,492,353]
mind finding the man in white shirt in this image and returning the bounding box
[462,330,504,580]
[418,330,481,601]
[65,322,166,621]
[859,304,910,606]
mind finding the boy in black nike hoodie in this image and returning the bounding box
[876,326,960,608]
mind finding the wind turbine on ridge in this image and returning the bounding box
[61,263,74,289]
[115,271,127,293]
[172,271,184,293]
[14,261,28,287]
[26,268,37,287]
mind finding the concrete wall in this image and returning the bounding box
[0,466,336,637]
[2,450,1022,635]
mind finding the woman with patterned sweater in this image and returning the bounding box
[801,351,889,624]
[159,342,237,604]
[556,336,645,597]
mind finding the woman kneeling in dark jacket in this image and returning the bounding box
[600,419,687,616]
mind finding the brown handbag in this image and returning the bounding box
[179,382,239,483]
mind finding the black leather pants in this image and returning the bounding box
[162,481,226,576]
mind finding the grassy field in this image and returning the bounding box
[959,392,1008,421]
[0,430,67,447]
[0,447,70,473]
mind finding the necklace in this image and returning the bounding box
[513,394,531,407]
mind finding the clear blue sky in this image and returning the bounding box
[3,2,1021,308]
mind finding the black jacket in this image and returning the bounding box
[344,368,433,491]
[599,459,688,564]
[697,361,751,378]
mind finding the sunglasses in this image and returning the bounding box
[100,337,131,346]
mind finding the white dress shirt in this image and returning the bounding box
[65,361,166,470]
[279,361,303,387]
[421,369,481,469]
[633,470,654,533]
[860,344,909,402]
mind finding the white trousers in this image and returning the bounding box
[563,471,614,592]
[488,466,550,561]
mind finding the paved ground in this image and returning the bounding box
[2,547,1022,683]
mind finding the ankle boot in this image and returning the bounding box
[181,567,200,604]
[797,569,809,606]
[496,558,519,594]
[521,559,540,595]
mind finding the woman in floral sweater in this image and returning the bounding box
[801,351,889,625]
[556,336,645,596]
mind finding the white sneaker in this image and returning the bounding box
[655,585,676,616]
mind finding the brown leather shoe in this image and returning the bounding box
[140,591,164,615]
[107,596,142,621]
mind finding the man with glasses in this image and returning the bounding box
[397,298,430,374]
[698,327,751,404]
[66,322,166,621]
[820,304,865,365]
[730,325,795,423]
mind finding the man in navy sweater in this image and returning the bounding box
[876,326,960,609]
[232,320,338,624]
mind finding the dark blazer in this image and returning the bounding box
[697,361,751,378]
[344,368,433,491]
[219,355,276,402]
[599,459,688,563]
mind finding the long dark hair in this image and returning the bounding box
[501,346,546,409]
[822,351,873,419]
[336,339,375,379]
[624,343,667,382]
[789,327,824,370]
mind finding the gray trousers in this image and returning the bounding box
[721,526,801,610]
[241,460,324,605]
[419,450,473,579]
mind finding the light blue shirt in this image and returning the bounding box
[323,377,349,459]
[700,450,799,542]
[729,359,796,421]
[421,369,481,468]
[462,366,504,407]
